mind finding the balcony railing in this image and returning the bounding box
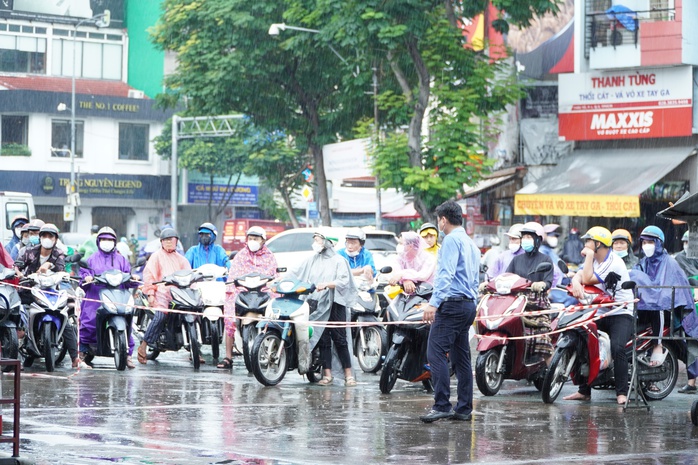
[585,8,675,58]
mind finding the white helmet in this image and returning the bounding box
[246,226,267,240]
[345,228,366,245]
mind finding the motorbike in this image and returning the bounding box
[80,269,136,371]
[234,272,273,373]
[194,264,227,361]
[351,275,388,374]
[475,262,554,396]
[19,271,72,372]
[249,278,322,386]
[541,281,680,403]
[379,281,434,394]
[0,265,22,366]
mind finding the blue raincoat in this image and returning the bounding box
[185,243,230,269]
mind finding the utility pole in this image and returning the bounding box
[373,66,382,229]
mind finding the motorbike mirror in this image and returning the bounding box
[276,267,287,273]
[557,260,569,275]
[229,251,238,260]
[66,253,82,263]
[136,256,147,267]
[379,266,392,274]
[530,262,553,275]
[689,278,698,287]
[78,259,90,269]
[621,280,636,290]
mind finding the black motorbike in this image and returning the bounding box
[0,265,22,367]
[234,272,273,373]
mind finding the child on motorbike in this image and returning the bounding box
[564,226,635,405]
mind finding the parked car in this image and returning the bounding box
[265,227,398,272]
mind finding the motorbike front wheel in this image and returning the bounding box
[379,344,404,394]
[355,326,387,374]
[542,348,573,404]
[251,331,288,386]
[209,321,220,361]
[42,324,57,372]
[242,325,258,373]
[113,328,127,371]
[55,314,77,365]
[641,345,679,401]
[0,327,18,372]
[188,322,202,370]
[475,348,505,396]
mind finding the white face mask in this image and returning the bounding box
[99,240,115,253]
[14,227,22,238]
[346,249,359,258]
[508,243,520,252]
[21,237,29,246]
[547,237,558,248]
[41,238,55,249]
[247,240,261,252]
[312,243,324,254]
[642,244,656,258]
[395,244,404,254]
[684,243,689,252]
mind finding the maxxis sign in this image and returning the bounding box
[558,66,693,141]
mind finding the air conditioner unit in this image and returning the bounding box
[128,89,145,99]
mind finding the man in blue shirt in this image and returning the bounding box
[421,200,479,423]
[185,222,231,269]
[337,228,375,281]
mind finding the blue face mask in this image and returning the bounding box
[521,238,535,253]
[29,235,39,246]
[614,250,628,258]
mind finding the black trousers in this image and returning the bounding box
[319,303,352,370]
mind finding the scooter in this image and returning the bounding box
[0,265,22,366]
[379,281,434,394]
[351,275,388,374]
[80,269,136,371]
[194,264,227,361]
[233,272,274,373]
[475,262,553,396]
[541,282,680,403]
[20,271,72,372]
[249,278,322,386]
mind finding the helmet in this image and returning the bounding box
[639,225,665,243]
[682,231,689,242]
[39,223,59,238]
[10,215,29,229]
[611,229,633,245]
[246,226,267,241]
[520,222,545,240]
[91,224,100,234]
[96,226,117,242]
[543,223,561,237]
[505,223,523,239]
[159,228,179,241]
[581,226,612,247]
[419,223,438,237]
[346,228,366,244]
[27,219,45,232]
[198,222,218,240]
[570,228,579,235]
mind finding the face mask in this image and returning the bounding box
[521,238,535,253]
[642,244,656,258]
[29,235,39,246]
[21,237,29,246]
[100,240,115,253]
[508,243,520,253]
[395,244,404,254]
[41,238,55,249]
[614,250,628,258]
[247,241,261,253]
[684,243,689,252]
[14,227,22,238]
[200,235,212,246]
[547,237,558,248]
[312,243,325,254]
[346,250,359,258]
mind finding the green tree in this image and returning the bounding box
[151,0,373,226]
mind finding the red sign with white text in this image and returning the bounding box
[558,67,693,141]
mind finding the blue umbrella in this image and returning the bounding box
[606,4,637,31]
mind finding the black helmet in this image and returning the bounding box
[160,228,179,241]
[91,224,100,234]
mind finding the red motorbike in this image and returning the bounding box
[541,283,680,404]
[475,262,554,396]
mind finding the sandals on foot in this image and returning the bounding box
[345,377,357,387]
[317,376,334,386]
[217,357,233,369]
[649,347,668,367]
[137,345,147,365]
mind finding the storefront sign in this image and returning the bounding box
[515,194,640,218]
[558,66,693,141]
[187,184,258,206]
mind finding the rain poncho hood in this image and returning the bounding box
[143,247,192,309]
[395,231,436,284]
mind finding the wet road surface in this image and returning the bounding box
[4,349,698,465]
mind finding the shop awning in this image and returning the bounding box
[462,167,519,198]
[382,202,420,221]
[657,192,697,221]
[515,147,695,218]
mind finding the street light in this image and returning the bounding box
[268,22,355,72]
[66,10,111,232]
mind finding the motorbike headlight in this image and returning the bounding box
[105,273,123,287]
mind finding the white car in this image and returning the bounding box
[265,227,398,274]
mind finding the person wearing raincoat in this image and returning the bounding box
[289,232,357,386]
[488,224,524,280]
[611,229,638,270]
[137,228,192,365]
[631,225,693,367]
[4,215,28,256]
[79,227,138,369]
[185,222,230,269]
[675,231,698,394]
[218,226,277,369]
[388,231,436,293]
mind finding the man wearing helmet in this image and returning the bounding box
[419,223,440,257]
[488,224,524,279]
[137,228,192,365]
[4,215,28,256]
[219,226,277,369]
[79,227,138,369]
[337,228,375,281]
[611,229,638,270]
[674,231,698,278]
[565,226,635,404]
[185,222,230,269]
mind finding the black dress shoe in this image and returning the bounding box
[451,411,472,421]
[420,409,454,423]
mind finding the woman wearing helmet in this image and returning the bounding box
[488,224,524,280]
[565,226,635,404]
[611,229,638,270]
[219,226,277,369]
[337,228,375,281]
[185,222,230,269]
[388,231,436,292]
[631,225,693,370]
[79,227,138,369]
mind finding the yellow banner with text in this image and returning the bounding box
[514,194,640,218]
